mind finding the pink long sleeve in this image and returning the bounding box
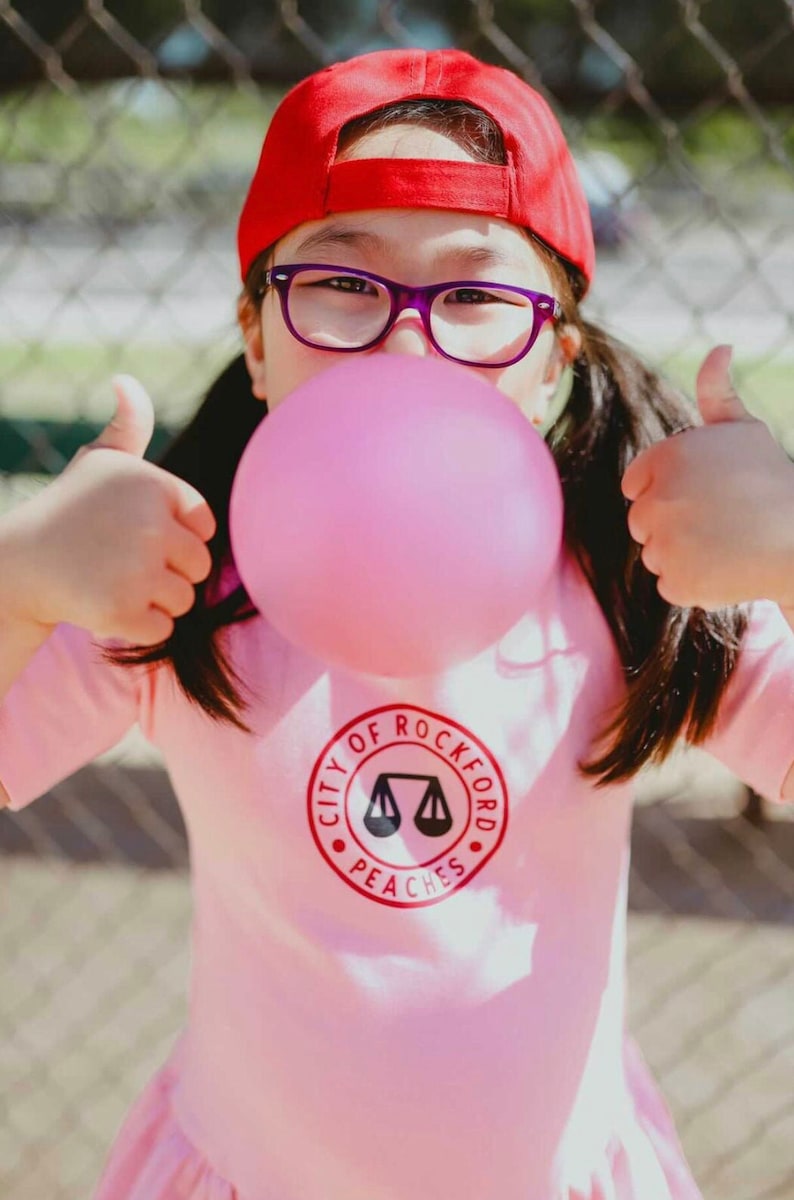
[702,601,794,802]
[0,623,145,809]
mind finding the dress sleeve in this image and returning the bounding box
[702,601,794,802]
[0,623,145,810]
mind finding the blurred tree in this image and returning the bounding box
[0,0,791,102]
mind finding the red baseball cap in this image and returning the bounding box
[237,48,595,289]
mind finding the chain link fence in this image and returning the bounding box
[1,2,793,1198]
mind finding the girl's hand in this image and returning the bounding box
[621,345,794,611]
[2,376,216,645]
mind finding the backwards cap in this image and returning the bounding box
[237,48,595,290]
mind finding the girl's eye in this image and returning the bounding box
[447,288,501,305]
[321,275,376,295]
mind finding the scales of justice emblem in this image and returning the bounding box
[308,704,508,908]
[364,772,452,838]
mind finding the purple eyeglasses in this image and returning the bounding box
[262,263,561,369]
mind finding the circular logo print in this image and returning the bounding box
[308,704,508,908]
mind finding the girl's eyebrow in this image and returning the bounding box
[291,225,517,273]
[432,244,516,272]
[292,225,385,257]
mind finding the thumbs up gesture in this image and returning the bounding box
[621,346,794,611]
[4,376,215,644]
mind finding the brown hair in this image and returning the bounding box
[114,98,746,783]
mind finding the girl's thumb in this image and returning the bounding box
[696,345,752,425]
[93,374,156,457]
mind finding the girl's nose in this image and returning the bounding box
[378,312,436,357]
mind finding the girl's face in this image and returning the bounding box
[240,125,578,425]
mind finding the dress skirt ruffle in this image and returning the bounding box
[93,1046,238,1200]
[93,1038,701,1200]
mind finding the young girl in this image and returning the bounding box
[2,47,794,1200]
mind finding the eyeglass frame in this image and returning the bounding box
[260,262,562,369]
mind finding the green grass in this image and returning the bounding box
[578,108,794,196]
[0,83,284,220]
[0,338,237,425]
[0,337,240,472]
[0,83,283,169]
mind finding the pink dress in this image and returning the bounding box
[3,553,794,1200]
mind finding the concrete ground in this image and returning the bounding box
[1,744,793,1200]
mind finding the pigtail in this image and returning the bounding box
[548,321,747,784]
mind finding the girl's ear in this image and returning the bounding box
[531,324,582,427]
[545,325,582,385]
[237,294,268,401]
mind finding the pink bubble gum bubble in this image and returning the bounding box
[229,356,563,677]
